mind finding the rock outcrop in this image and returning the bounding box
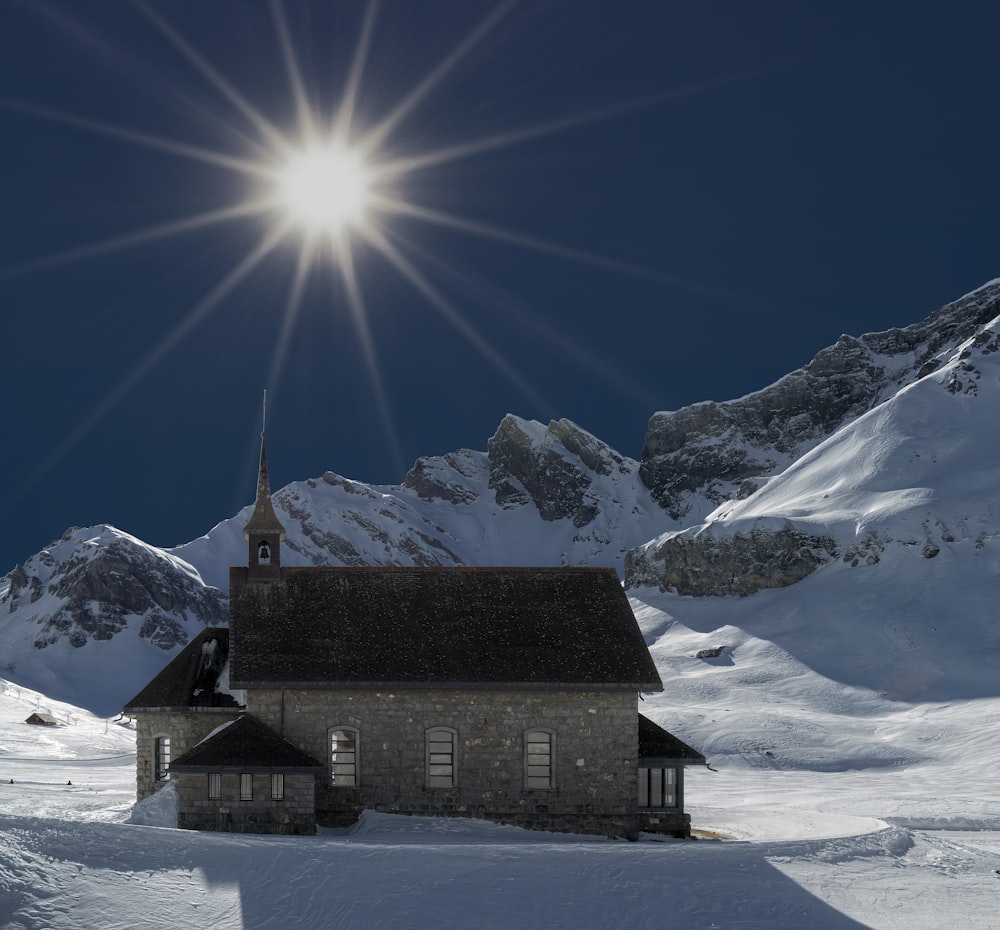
[486,416,630,528]
[624,525,839,596]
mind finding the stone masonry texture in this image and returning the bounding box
[247,687,641,837]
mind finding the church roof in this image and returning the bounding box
[123,627,243,713]
[169,714,324,773]
[637,714,706,765]
[228,566,663,691]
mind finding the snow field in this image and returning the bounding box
[2,671,1000,929]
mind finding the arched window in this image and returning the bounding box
[257,540,271,563]
[329,726,359,786]
[524,729,554,789]
[426,727,457,788]
[154,735,171,782]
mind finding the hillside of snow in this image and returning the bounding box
[2,647,999,929]
[627,308,1000,608]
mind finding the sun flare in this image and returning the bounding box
[271,143,373,237]
[3,0,669,482]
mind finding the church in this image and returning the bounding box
[125,433,704,838]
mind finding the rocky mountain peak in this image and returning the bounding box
[487,415,630,527]
[1,525,226,651]
[639,279,1000,522]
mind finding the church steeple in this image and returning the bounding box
[244,392,285,581]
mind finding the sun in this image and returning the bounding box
[3,0,671,476]
[270,142,373,238]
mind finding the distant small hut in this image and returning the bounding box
[24,712,59,727]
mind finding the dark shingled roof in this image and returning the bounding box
[638,714,706,765]
[169,714,324,773]
[124,627,243,712]
[229,566,663,691]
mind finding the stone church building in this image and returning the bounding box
[125,434,704,838]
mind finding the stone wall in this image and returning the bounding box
[134,710,241,800]
[246,687,641,838]
[175,772,316,834]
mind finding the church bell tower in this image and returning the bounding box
[244,394,285,582]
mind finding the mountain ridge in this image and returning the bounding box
[3,279,1000,714]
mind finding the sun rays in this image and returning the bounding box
[0,0,728,483]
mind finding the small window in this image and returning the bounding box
[638,767,677,808]
[525,729,554,789]
[207,773,221,800]
[426,727,457,788]
[154,736,171,782]
[240,773,253,801]
[271,773,285,800]
[329,727,359,786]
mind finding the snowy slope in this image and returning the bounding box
[639,277,1000,522]
[706,317,1000,546]
[2,666,1000,928]
[627,309,1000,605]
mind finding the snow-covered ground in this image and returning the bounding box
[2,674,997,929]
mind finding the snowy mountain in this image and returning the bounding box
[638,278,1000,523]
[626,286,1000,600]
[170,414,667,591]
[0,526,226,714]
[3,279,1000,718]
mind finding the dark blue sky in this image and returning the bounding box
[2,0,1000,575]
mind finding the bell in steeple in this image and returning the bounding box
[244,393,286,581]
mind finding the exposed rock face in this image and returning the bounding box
[402,449,486,505]
[624,525,839,597]
[487,415,628,528]
[639,280,1000,521]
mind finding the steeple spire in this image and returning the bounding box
[244,391,285,579]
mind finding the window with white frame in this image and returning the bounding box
[240,773,253,801]
[637,767,677,808]
[329,727,359,786]
[207,772,221,800]
[154,735,171,782]
[426,727,457,788]
[524,729,554,789]
[271,773,285,800]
